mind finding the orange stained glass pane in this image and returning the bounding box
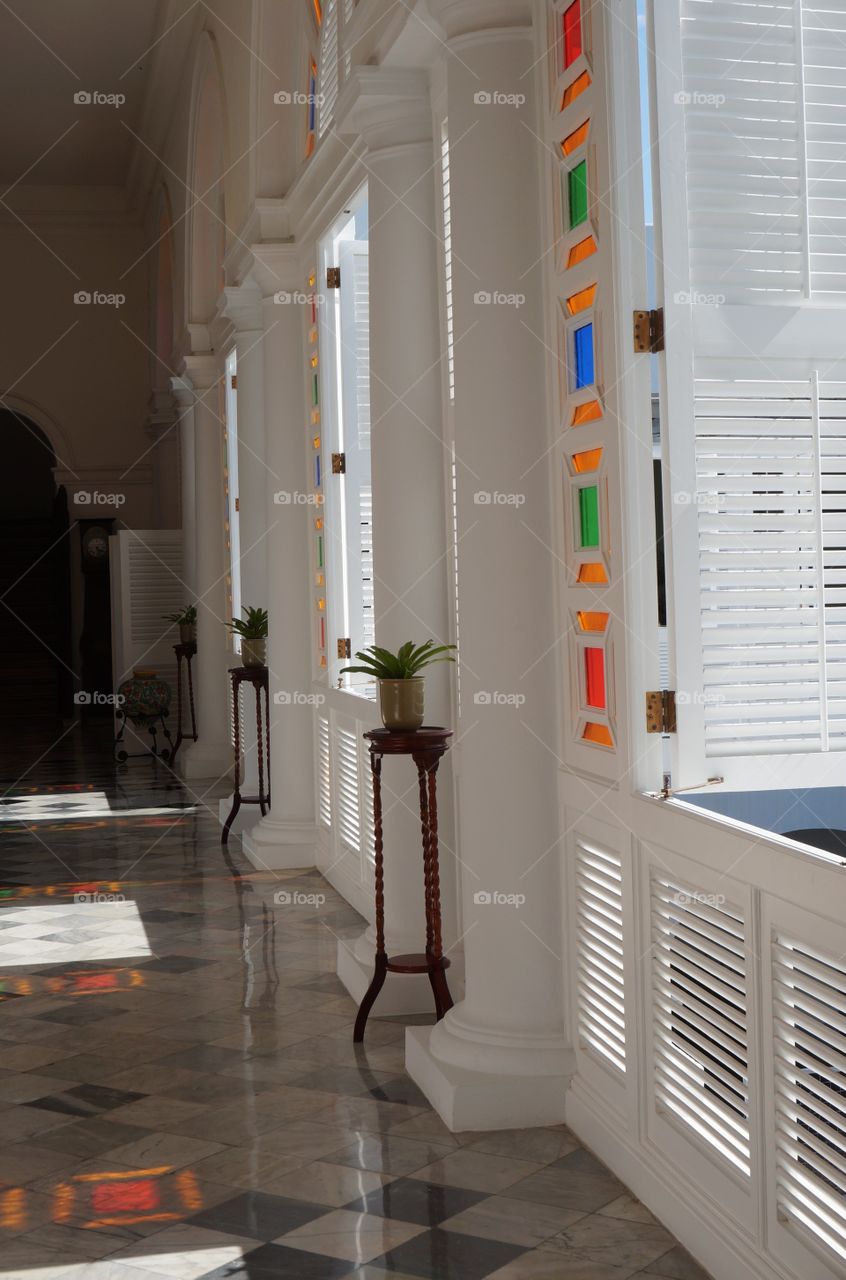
[566,284,596,316]
[562,120,589,156]
[572,399,603,425]
[311,354,318,368]
[305,133,315,158]
[583,722,613,747]
[562,70,591,110]
[572,447,602,473]
[567,236,597,268]
[312,0,322,23]
[577,563,608,585]
[320,655,327,668]
[577,610,609,632]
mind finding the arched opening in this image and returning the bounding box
[0,410,72,737]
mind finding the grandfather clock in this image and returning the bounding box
[78,519,114,716]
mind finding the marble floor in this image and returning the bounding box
[0,724,711,1280]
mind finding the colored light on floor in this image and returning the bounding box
[577,610,609,632]
[578,562,608,584]
[91,1180,160,1214]
[562,70,591,110]
[585,647,606,710]
[573,322,595,388]
[567,236,598,268]
[568,161,589,229]
[579,484,600,547]
[566,284,596,316]
[562,120,590,157]
[572,399,603,425]
[563,0,582,67]
[583,721,613,747]
[572,447,602,473]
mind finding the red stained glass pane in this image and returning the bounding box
[563,0,582,68]
[585,647,606,710]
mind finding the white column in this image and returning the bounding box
[406,0,573,1130]
[179,354,232,780]
[334,70,458,1012]
[146,390,181,528]
[242,246,318,868]
[219,284,268,825]
[172,377,197,596]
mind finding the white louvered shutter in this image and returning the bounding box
[109,530,183,727]
[651,0,846,788]
[335,722,361,856]
[575,837,627,1075]
[317,713,332,829]
[651,874,751,1175]
[338,237,374,655]
[317,0,339,139]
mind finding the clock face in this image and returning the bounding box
[82,527,109,564]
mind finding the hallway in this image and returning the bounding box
[0,739,705,1280]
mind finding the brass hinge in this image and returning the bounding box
[646,689,677,734]
[337,637,351,659]
[234,497,240,512]
[633,308,665,353]
[326,266,341,289]
[230,374,237,389]
[331,452,346,474]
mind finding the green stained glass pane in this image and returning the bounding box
[579,485,600,548]
[568,160,588,229]
[312,373,319,407]
[318,535,324,568]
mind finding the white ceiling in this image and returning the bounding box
[0,0,161,188]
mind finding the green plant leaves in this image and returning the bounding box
[340,639,457,680]
[226,606,269,639]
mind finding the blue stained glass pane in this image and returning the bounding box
[315,453,321,488]
[574,322,594,388]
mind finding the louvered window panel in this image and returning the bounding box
[318,715,332,828]
[335,725,361,853]
[773,935,846,1263]
[819,383,846,745]
[803,5,846,298]
[694,376,823,755]
[362,738,375,868]
[317,0,339,139]
[575,838,626,1074]
[652,875,750,1175]
[441,120,456,402]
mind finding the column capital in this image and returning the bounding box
[179,353,218,393]
[220,283,264,334]
[170,375,194,409]
[429,0,532,40]
[336,67,432,152]
[250,243,303,301]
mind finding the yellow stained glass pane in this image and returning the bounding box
[562,70,591,110]
[572,447,602,473]
[566,284,596,316]
[572,400,602,426]
[562,120,589,156]
[577,610,609,632]
[567,236,597,268]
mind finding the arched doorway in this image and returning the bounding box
[0,411,72,730]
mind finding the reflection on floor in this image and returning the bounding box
[0,725,710,1279]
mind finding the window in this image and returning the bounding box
[317,0,339,139]
[440,120,456,403]
[223,349,241,646]
[318,186,374,686]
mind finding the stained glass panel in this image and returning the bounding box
[585,647,606,709]
[578,484,600,547]
[573,322,594,387]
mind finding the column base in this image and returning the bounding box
[241,817,318,870]
[405,1022,573,1131]
[337,928,464,1016]
[179,741,233,781]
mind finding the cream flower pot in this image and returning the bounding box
[379,677,424,732]
[241,638,267,668]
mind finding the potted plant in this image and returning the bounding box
[341,640,457,732]
[163,605,197,646]
[227,606,269,668]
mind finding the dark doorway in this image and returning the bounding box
[0,411,73,729]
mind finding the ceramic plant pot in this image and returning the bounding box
[179,623,196,646]
[379,677,424,732]
[241,637,267,668]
